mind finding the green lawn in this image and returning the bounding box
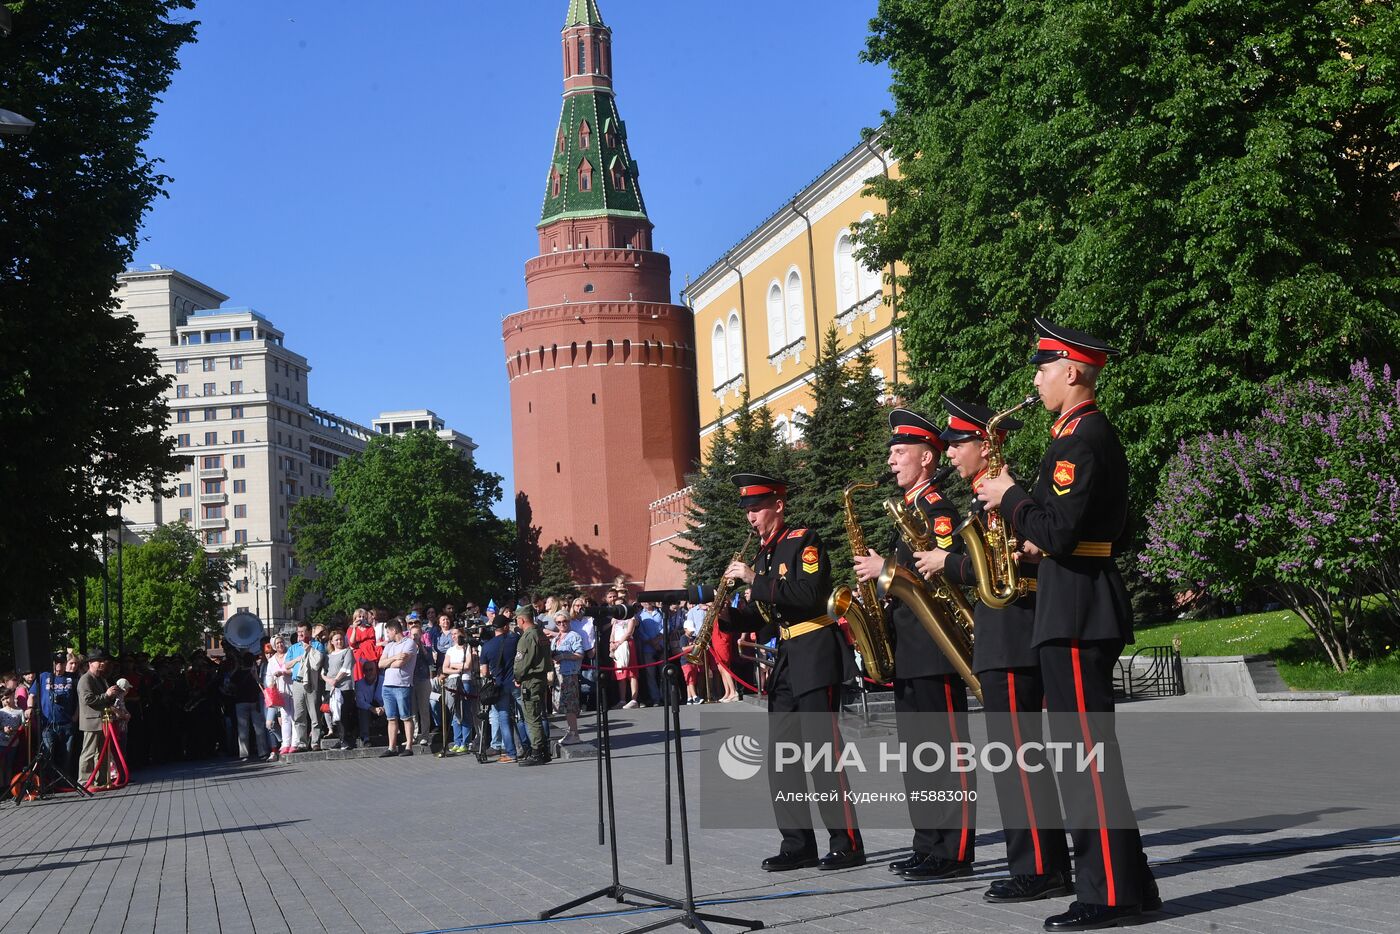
[1130,609,1400,694]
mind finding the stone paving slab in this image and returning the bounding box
[0,703,1397,933]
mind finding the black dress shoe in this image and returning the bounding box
[985,872,1074,903]
[518,756,544,767]
[1140,867,1161,912]
[761,852,820,872]
[378,748,399,758]
[888,851,928,873]
[818,850,866,871]
[1043,901,1142,931]
[899,855,974,881]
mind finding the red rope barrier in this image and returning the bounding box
[82,718,129,792]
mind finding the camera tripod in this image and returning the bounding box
[538,651,762,932]
[10,726,92,806]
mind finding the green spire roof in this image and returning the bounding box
[539,91,647,225]
[565,0,605,28]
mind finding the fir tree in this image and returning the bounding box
[678,390,793,586]
[791,328,894,577]
[535,543,580,601]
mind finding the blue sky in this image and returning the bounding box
[133,0,891,515]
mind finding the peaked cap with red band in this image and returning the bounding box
[887,408,946,452]
[938,395,1021,444]
[1028,316,1121,368]
[731,472,788,509]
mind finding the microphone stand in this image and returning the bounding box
[538,606,763,933]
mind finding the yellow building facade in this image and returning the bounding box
[685,137,904,445]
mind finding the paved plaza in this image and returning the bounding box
[1,701,1397,934]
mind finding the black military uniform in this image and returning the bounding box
[937,396,1072,902]
[882,409,977,880]
[720,473,864,872]
[997,320,1158,930]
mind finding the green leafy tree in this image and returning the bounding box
[790,328,893,575]
[678,390,796,586]
[0,1,198,621]
[534,543,580,601]
[57,523,234,655]
[288,432,505,612]
[860,0,1400,524]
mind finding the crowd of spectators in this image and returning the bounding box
[1,585,767,797]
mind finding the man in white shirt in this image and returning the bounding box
[377,621,418,757]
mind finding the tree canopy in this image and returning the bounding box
[289,432,508,612]
[860,0,1400,519]
[0,1,197,620]
[56,522,234,656]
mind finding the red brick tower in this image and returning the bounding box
[503,0,699,591]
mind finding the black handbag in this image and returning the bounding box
[476,678,501,707]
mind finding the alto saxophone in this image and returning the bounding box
[685,533,754,665]
[956,393,1040,608]
[827,481,896,684]
[884,490,977,639]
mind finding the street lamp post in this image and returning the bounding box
[116,506,125,655]
[100,532,111,654]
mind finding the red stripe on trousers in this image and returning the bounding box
[1007,671,1045,874]
[829,686,859,851]
[1071,641,1116,906]
[944,680,970,862]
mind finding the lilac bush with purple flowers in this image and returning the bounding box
[1143,361,1400,672]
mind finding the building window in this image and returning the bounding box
[774,414,790,445]
[835,232,859,311]
[202,382,215,396]
[177,433,190,448]
[234,529,247,544]
[711,322,728,388]
[579,120,591,150]
[578,36,586,72]
[176,385,190,398]
[202,455,223,469]
[857,212,883,298]
[233,480,246,495]
[179,508,192,522]
[231,430,245,443]
[175,359,188,374]
[578,159,592,192]
[592,37,601,74]
[726,311,743,381]
[176,410,190,423]
[229,355,243,369]
[234,503,246,517]
[204,530,225,545]
[766,282,785,355]
[232,454,245,468]
[203,504,224,520]
[204,407,217,421]
[235,579,249,593]
[785,270,805,345]
[207,330,231,343]
[203,357,215,372]
[230,380,243,394]
[791,406,808,443]
[178,483,192,497]
[235,328,254,341]
[181,333,201,345]
[202,478,223,494]
[204,431,218,445]
[230,406,243,418]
